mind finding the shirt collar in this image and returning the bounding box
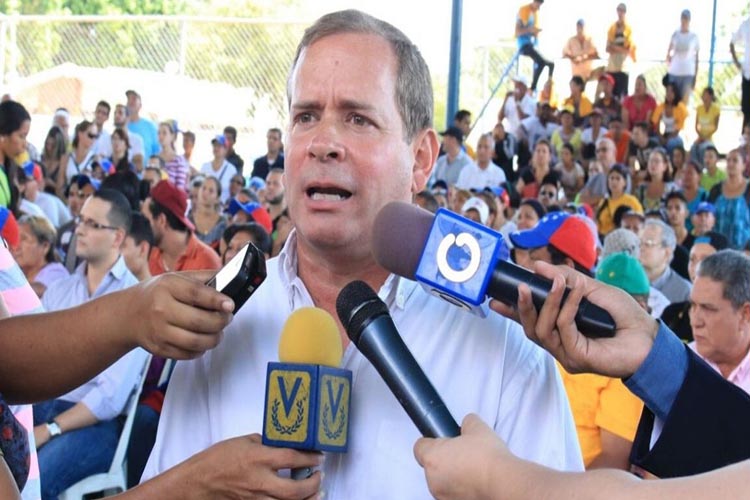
[689,342,750,385]
[74,254,129,281]
[651,266,672,288]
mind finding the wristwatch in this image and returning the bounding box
[46,421,62,438]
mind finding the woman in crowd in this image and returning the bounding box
[0,100,31,215]
[595,163,643,237]
[691,87,721,163]
[188,176,227,250]
[709,149,750,249]
[157,120,189,191]
[636,148,677,211]
[554,142,585,200]
[511,198,545,270]
[12,215,68,297]
[516,140,552,199]
[621,75,657,131]
[651,81,688,153]
[550,109,582,161]
[64,120,99,191]
[40,126,68,195]
[670,145,687,186]
[681,160,707,231]
[109,128,133,175]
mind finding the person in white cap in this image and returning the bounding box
[499,75,538,138]
[461,196,490,226]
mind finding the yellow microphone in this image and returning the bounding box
[262,307,351,477]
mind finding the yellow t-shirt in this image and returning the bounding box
[596,194,643,236]
[558,364,643,467]
[696,102,721,141]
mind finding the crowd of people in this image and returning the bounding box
[0,4,748,500]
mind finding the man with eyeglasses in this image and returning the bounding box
[639,218,691,305]
[57,175,99,273]
[34,188,148,498]
[579,137,624,207]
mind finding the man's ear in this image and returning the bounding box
[411,129,439,193]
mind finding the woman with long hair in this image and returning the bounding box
[0,100,31,217]
[12,215,68,297]
[516,140,552,199]
[621,75,657,131]
[188,176,227,250]
[63,120,99,192]
[158,120,189,191]
[651,82,688,153]
[636,149,677,211]
[709,149,750,249]
[595,164,643,236]
[40,126,68,194]
[109,128,133,174]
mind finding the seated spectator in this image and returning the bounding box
[456,133,506,190]
[414,190,439,214]
[604,115,630,164]
[595,164,642,237]
[482,186,516,238]
[451,109,476,159]
[664,191,691,279]
[562,76,593,127]
[618,206,645,235]
[661,231,729,342]
[651,81,688,153]
[188,175,204,210]
[516,139,552,199]
[635,149,678,212]
[120,211,153,283]
[40,126,68,195]
[109,128,134,175]
[499,75,537,142]
[34,189,147,499]
[13,215,68,297]
[687,250,750,395]
[64,120,99,191]
[550,108,582,161]
[708,149,750,249]
[691,201,716,237]
[639,218,692,304]
[537,172,563,209]
[222,222,272,264]
[492,122,518,184]
[627,121,659,173]
[143,164,165,189]
[519,103,558,153]
[671,145,687,185]
[201,135,238,205]
[187,176,228,250]
[579,138,619,207]
[580,109,608,169]
[700,145,726,192]
[621,75,657,131]
[681,160,708,230]
[593,74,622,126]
[554,143,585,200]
[228,174,246,205]
[461,197,490,226]
[226,199,273,236]
[432,126,473,187]
[690,87,720,164]
[21,161,71,229]
[510,198,545,269]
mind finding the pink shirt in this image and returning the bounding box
[689,342,750,396]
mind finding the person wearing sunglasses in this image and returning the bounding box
[64,120,100,187]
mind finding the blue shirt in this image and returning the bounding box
[42,255,138,312]
[128,118,160,158]
[625,321,688,420]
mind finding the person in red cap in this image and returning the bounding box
[142,180,221,275]
[594,73,622,126]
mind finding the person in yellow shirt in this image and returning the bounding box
[595,163,642,237]
[690,87,721,164]
[561,252,647,469]
[562,76,593,127]
[606,3,636,99]
[652,82,688,154]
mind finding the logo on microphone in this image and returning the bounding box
[415,208,508,313]
[266,370,311,442]
[317,374,350,446]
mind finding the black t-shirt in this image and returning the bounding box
[661,301,693,342]
[670,243,690,281]
[251,154,284,180]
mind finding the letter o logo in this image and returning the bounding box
[436,232,481,283]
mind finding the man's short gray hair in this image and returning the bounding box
[696,250,750,309]
[288,9,433,142]
[644,218,676,251]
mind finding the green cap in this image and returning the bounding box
[596,252,649,295]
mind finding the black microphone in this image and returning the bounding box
[336,280,460,438]
[371,202,615,338]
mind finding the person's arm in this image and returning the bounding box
[694,112,702,139]
[730,40,741,70]
[415,414,750,500]
[0,459,20,500]
[665,37,674,64]
[34,402,98,448]
[0,271,233,404]
[121,435,321,500]
[587,429,633,470]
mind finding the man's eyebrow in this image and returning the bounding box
[290,99,377,113]
[290,101,323,112]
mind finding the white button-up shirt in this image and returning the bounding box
[143,232,583,497]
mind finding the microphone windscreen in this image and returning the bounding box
[336,280,389,343]
[372,202,434,280]
[278,307,343,367]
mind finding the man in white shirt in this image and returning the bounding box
[731,14,750,131]
[666,10,699,103]
[93,100,113,158]
[142,10,583,499]
[456,133,507,190]
[499,75,537,137]
[431,126,474,187]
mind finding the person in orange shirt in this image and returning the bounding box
[605,116,631,164]
[142,180,221,276]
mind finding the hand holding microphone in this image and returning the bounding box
[262,307,351,479]
[371,202,616,339]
